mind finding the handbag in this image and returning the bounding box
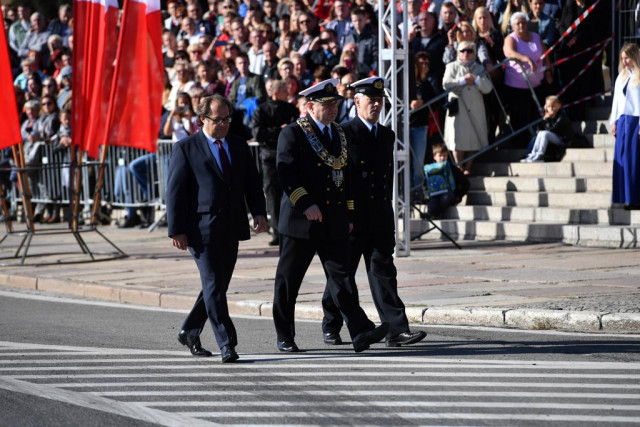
[446,97,459,117]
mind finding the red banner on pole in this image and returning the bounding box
[71,0,119,159]
[103,0,163,153]
[0,8,23,150]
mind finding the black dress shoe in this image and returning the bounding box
[221,345,239,363]
[277,340,300,352]
[118,215,141,228]
[177,330,213,357]
[323,332,343,345]
[385,330,427,347]
[352,323,389,353]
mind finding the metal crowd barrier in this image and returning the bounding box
[1,138,264,230]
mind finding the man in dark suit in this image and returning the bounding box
[166,95,268,363]
[273,79,389,353]
[321,77,427,348]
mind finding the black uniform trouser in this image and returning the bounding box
[182,238,239,349]
[322,232,409,339]
[273,235,376,342]
[260,147,282,235]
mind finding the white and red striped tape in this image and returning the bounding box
[540,0,601,61]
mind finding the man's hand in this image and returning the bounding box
[303,204,323,222]
[171,234,188,250]
[253,215,268,233]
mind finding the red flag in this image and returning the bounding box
[104,0,163,153]
[0,8,22,149]
[72,0,119,159]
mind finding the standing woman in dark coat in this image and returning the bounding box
[609,43,640,210]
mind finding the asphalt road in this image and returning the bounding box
[1,289,640,426]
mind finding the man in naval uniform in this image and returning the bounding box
[321,77,427,348]
[272,78,389,353]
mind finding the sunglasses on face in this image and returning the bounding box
[459,48,474,54]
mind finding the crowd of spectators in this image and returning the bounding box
[1,0,611,223]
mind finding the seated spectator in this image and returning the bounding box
[338,48,359,79]
[325,0,353,49]
[247,28,266,74]
[244,3,265,30]
[503,11,552,146]
[521,95,574,162]
[275,13,291,42]
[57,66,72,110]
[163,91,197,141]
[443,21,489,65]
[336,72,357,123]
[442,41,493,174]
[277,57,294,79]
[186,2,215,36]
[42,77,58,99]
[262,0,279,32]
[425,142,470,218]
[221,57,239,96]
[312,65,331,85]
[344,8,377,78]
[164,0,183,35]
[261,41,280,81]
[229,18,250,52]
[258,22,276,42]
[14,58,44,90]
[18,12,51,62]
[284,74,301,104]
[305,28,341,73]
[439,2,458,35]
[276,30,296,58]
[527,0,557,48]
[163,30,178,70]
[195,60,225,96]
[8,4,31,55]
[25,72,43,101]
[463,0,484,21]
[178,17,204,46]
[290,52,314,89]
[292,10,319,55]
[164,60,196,111]
[187,43,204,67]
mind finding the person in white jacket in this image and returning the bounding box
[610,42,640,210]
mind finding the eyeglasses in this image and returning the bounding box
[202,114,232,124]
[459,48,474,54]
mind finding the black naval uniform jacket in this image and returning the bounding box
[276,115,353,240]
[343,117,396,236]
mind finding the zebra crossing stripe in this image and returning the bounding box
[0,377,218,427]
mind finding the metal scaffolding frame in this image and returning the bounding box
[378,0,412,256]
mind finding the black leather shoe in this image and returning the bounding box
[118,215,141,228]
[385,330,427,347]
[177,330,213,357]
[221,345,239,363]
[352,323,389,353]
[277,340,300,352]
[323,332,342,345]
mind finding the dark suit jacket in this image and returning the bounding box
[166,130,266,247]
[277,116,353,240]
[342,117,395,235]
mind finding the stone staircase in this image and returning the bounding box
[412,101,640,249]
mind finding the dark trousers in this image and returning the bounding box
[260,147,282,235]
[322,232,408,339]
[273,235,375,342]
[182,239,239,349]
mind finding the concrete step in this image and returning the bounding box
[585,105,611,121]
[473,161,612,178]
[585,133,615,148]
[465,190,612,208]
[410,218,565,243]
[563,148,614,162]
[562,224,640,249]
[468,176,611,192]
[440,205,640,225]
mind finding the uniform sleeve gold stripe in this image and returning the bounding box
[290,187,308,205]
[347,200,354,210]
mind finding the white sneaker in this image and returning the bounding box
[520,158,531,163]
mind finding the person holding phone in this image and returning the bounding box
[163,92,197,141]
